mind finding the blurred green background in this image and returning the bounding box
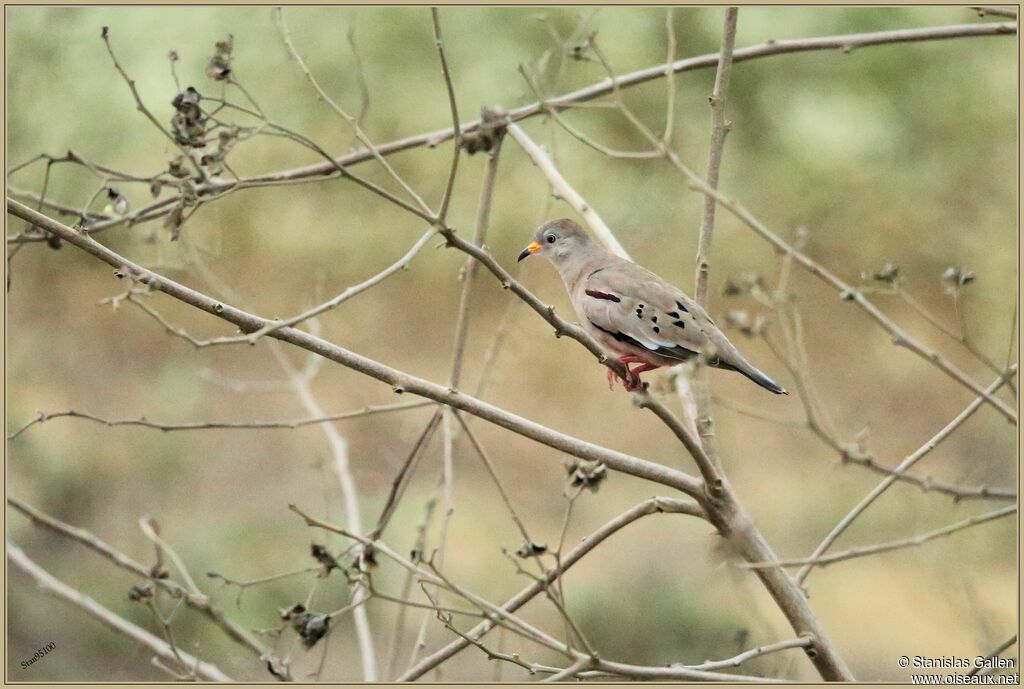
[6,5,1017,682]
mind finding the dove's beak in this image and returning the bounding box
[517,241,542,262]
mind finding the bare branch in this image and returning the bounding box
[11,23,1015,245]
[7,202,705,498]
[687,635,814,672]
[267,340,380,681]
[688,7,739,477]
[662,8,679,145]
[274,8,432,216]
[796,370,1015,585]
[834,450,1016,502]
[138,517,203,597]
[745,505,1015,570]
[7,497,280,672]
[8,400,432,439]
[244,227,437,342]
[448,124,503,388]
[507,123,631,260]
[8,541,232,682]
[431,7,461,224]
[693,6,739,307]
[100,27,207,181]
[399,497,705,680]
[763,311,1015,502]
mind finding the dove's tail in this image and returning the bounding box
[739,366,788,395]
[717,358,788,395]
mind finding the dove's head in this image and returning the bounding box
[517,219,593,267]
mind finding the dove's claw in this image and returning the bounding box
[604,356,660,392]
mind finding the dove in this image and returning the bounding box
[517,218,787,394]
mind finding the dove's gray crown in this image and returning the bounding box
[521,218,787,395]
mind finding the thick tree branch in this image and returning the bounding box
[6,199,705,499]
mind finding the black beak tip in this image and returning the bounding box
[517,248,532,263]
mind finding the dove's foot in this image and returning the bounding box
[607,356,659,392]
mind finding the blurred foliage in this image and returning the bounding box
[6,6,1017,682]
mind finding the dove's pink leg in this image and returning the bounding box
[623,363,660,392]
[606,355,656,391]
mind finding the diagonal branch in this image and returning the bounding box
[6,199,705,499]
[507,124,631,260]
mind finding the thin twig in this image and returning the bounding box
[244,228,437,342]
[269,341,380,681]
[431,7,461,224]
[138,517,203,597]
[274,8,432,216]
[100,27,206,181]
[689,7,739,475]
[662,8,678,145]
[686,635,814,671]
[8,400,432,440]
[448,130,503,388]
[745,505,1015,570]
[693,6,738,307]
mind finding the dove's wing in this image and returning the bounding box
[579,263,720,362]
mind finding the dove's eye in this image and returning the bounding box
[545,234,556,244]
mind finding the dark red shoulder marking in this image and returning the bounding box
[585,289,621,303]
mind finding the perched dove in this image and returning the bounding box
[517,219,787,394]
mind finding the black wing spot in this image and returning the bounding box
[675,301,689,313]
[673,320,685,329]
[592,321,698,361]
[585,289,621,303]
[651,316,658,323]
[652,326,660,334]
[667,311,679,318]
[590,321,648,350]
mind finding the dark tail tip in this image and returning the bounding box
[743,367,788,395]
